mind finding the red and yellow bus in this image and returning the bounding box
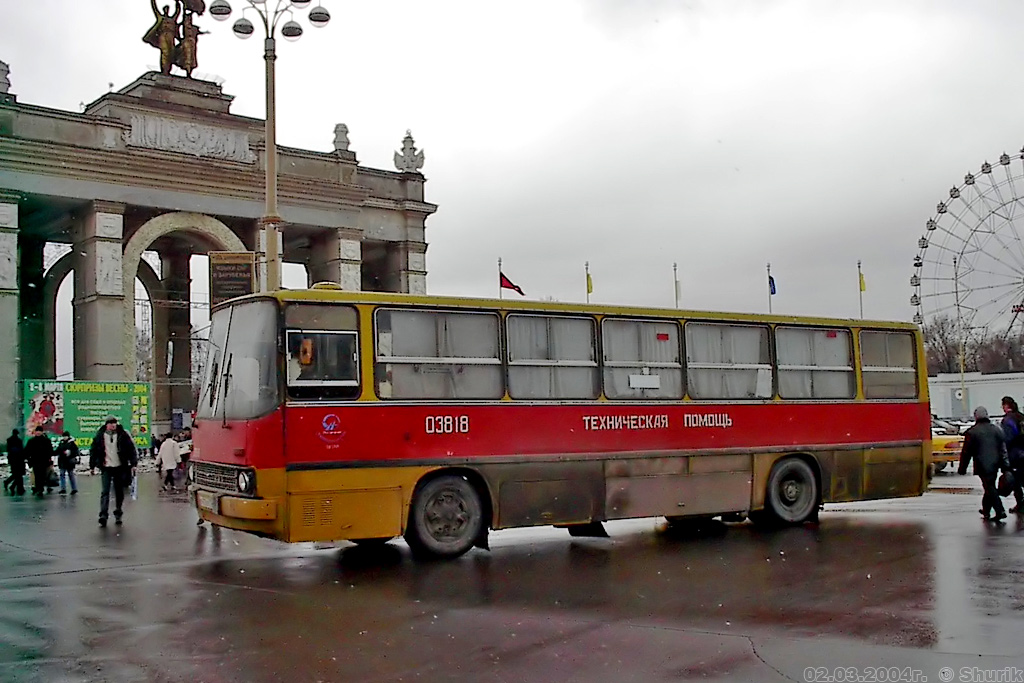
[189,287,930,559]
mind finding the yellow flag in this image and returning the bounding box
[859,271,866,292]
[586,272,593,294]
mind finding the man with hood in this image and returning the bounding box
[3,429,25,495]
[89,416,138,527]
[25,427,55,496]
[959,406,1011,522]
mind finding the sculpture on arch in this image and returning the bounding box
[143,0,207,78]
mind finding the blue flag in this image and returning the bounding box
[768,275,777,295]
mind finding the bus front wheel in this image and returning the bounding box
[405,475,483,560]
[764,457,818,525]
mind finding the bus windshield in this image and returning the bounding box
[196,299,279,421]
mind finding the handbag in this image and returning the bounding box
[46,465,59,488]
[997,470,1016,497]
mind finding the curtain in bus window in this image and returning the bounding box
[377,310,502,399]
[861,331,917,398]
[685,323,771,399]
[507,315,598,399]
[776,328,855,399]
[602,319,683,399]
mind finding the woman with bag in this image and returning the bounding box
[999,396,1024,513]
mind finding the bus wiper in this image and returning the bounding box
[222,354,233,428]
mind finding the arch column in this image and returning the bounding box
[72,201,127,381]
[0,197,20,436]
[158,246,194,420]
[307,228,362,289]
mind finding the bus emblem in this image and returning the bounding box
[318,413,346,444]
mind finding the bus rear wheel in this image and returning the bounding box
[764,457,818,525]
[405,475,483,560]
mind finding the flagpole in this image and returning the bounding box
[857,260,864,319]
[767,262,772,314]
[498,257,503,300]
[673,262,679,308]
[585,261,591,304]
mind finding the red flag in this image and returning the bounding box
[499,271,524,296]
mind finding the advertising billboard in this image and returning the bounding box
[22,380,151,448]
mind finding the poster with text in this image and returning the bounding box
[22,381,151,449]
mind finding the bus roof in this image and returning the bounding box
[216,288,919,331]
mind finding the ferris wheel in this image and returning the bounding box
[913,149,1024,338]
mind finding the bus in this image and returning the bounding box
[189,286,930,559]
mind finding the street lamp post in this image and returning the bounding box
[209,0,330,292]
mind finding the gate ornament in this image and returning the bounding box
[394,130,425,173]
[144,0,208,78]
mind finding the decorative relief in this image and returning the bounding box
[94,241,123,296]
[0,232,16,290]
[0,203,16,229]
[339,238,361,262]
[124,114,256,163]
[408,273,427,295]
[339,263,361,291]
[95,212,124,240]
[408,252,426,272]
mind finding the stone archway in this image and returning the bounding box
[121,212,245,378]
[44,253,165,379]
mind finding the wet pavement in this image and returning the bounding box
[1,470,1022,683]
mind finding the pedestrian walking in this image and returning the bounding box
[3,429,25,495]
[999,396,1024,514]
[25,427,55,497]
[89,416,138,527]
[55,431,80,495]
[958,406,1012,522]
[158,432,180,492]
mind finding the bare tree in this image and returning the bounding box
[922,315,962,375]
[925,315,1024,375]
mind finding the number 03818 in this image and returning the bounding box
[425,415,470,434]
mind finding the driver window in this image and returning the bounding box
[284,304,360,400]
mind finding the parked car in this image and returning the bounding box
[932,432,964,475]
[931,418,960,436]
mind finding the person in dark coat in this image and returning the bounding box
[55,431,80,495]
[998,396,1024,514]
[959,406,1011,522]
[89,416,138,527]
[25,427,55,497]
[3,429,25,495]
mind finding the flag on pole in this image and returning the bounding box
[768,275,777,295]
[859,271,866,292]
[499,271,524,296]
[586,272,593,295]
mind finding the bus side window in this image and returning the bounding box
[283,304,360,401]
[287,331,358,385]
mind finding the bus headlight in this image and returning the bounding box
[237,470,255,494]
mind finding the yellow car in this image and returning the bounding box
[932,434,964,474]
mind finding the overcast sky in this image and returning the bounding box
[6,0,1024,376]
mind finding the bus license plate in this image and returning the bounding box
[196,491,217,513]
